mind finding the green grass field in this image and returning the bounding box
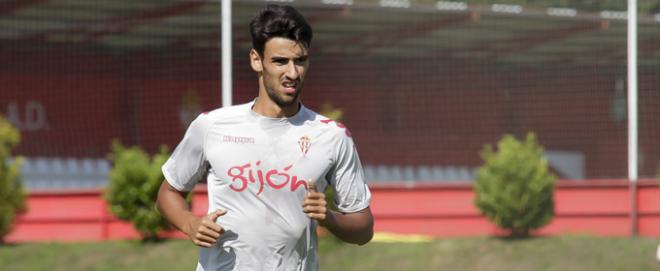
[2,235,660,271]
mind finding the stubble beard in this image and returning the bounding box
[265,85,301,109]
[260,64,303,110]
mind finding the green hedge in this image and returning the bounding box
[0,117,26,243]
[105,141,170,241]
[474,133,556,237]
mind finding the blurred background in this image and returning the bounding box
[1,0,660,188]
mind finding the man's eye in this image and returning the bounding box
[274,59,288,65]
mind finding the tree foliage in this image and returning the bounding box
[105,141,170,241]
[0,117,26,243]
[474,133,556,237]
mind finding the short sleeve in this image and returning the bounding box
[327,132,371,213]
[162,114,210,192]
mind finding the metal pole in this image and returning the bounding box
[627,0,638,236]
[221,0,232,107]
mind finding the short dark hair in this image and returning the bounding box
[249,5,313,56]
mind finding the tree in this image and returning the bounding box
[105,141,170,241]
[0,116,26,243]
[474,133,556,238]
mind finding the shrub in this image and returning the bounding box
[105,141,170,241]
[0,117,26,243]
[474,133,556,238]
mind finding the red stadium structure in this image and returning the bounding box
[2,1,660,242]
[6,180,660,242]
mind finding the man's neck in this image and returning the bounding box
[252,95,300,118]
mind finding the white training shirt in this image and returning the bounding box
[162,101,371,271]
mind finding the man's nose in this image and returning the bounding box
[285,62,299,79]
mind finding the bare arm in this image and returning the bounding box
[156,180,226,247]
[323,207,374,245]
[303,189,374,245]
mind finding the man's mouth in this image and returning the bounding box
[282,81,297,94]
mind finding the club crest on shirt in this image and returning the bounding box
[298,136,311,156]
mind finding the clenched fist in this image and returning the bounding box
[185,209,227,248]
[302,183,328,224]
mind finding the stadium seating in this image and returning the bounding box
[17,157,111,190]
[362,164,476,183]
[11,157,478,190]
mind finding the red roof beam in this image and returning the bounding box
[476,21,608,59]
[317,12,478,54]
[27,0,209,43]
[0,0,49,15]
[82,0,209,42]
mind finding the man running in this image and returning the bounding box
[157,4,373,271]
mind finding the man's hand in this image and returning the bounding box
[301,183,373,245]
[185,209,227,248]
[302,183,328,224]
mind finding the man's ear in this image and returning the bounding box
[249,49,263,73]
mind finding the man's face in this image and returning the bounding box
[251,37,309,108]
